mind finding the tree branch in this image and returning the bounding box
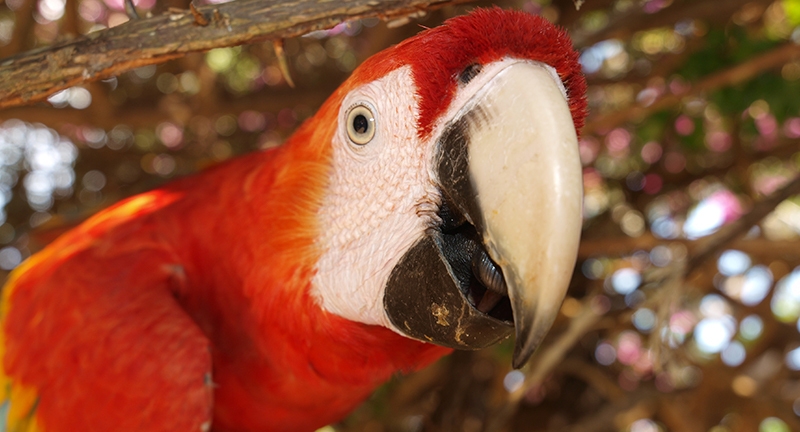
[0,0,468,110]
[579,176,800,270]
[485,174,800,431]
[583,41,800,135]
[484,297,603,432]
[569,0,771,47]
[687,175,800,275]
[0,78,337,130]
[579,236,800,262]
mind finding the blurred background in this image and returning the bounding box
[2,0,800,431]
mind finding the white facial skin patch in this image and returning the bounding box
[311,66,440,327]
[311,59,578,335]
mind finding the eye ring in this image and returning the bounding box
[346,103,376,145]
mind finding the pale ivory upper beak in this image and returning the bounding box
[467,61,583,368]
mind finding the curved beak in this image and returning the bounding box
[466,62,583,367]
[384,61,583,368]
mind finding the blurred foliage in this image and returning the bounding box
[3,0,800,431]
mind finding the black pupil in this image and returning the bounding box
[353,114,369,134]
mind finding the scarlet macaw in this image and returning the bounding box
[0,8,586,432]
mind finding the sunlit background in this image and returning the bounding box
[3,0,800,430]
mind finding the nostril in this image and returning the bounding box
[458,63,483,85]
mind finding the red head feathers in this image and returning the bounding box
[349,7,588,139]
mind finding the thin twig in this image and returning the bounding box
[579,235,800,261]
[583,42,800,135]
[569,0,770,47]
[559,358,626,401]
[687,175,800,275]
[485,174,800,431]
[485,297,602,432]
[561,389,658,432]
[272,40,295,89]
[124,0,141,20]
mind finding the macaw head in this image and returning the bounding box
[306,8,587,368]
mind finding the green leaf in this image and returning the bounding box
[783,0,800,25]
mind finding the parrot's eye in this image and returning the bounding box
[346,104,376,145]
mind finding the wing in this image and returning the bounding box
[0,195,213,432]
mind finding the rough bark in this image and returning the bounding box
[0,0,467,109]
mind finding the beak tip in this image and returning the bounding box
[511,324,540,369]
[510,310,554,369]
[511,348,532,370]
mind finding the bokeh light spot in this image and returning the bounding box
[650,245,672,267]
[641,141,662,164]
[771,268,800,322]
[740,315,764,341]
[39,0,66,21]
[503,370,525,393]
[67,87,92,109]
[611,268,641,295]
[156,122,184,149]
[606,128,631,154]
[617,331,642,365]
[721,341,746,367]
[632,308,656,333]
[718,250,751,276]
[674,115,695,136]
[759,417,790,432]
[0,246,21,270]
[740,266,773,306]
[206,48,236,73]
[699,294,731,317]
[732,375,757,397]
[786,347,800,371]
[582,258,605,279]
[629,418,659,432]
[595,342,616,366]
[663,152,685,173]
[694,316,735,354]
[82,170,106,192]
[643,173,663,194]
